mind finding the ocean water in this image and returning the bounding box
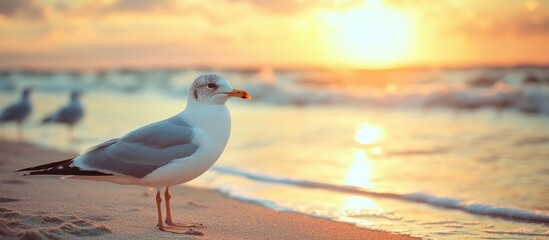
[0,68,548,239]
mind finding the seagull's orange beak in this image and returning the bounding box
[225,89,251,99]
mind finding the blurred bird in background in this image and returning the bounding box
[42,91,85,143]
[0,88,32,140]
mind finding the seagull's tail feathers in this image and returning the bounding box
[16,158,112,176]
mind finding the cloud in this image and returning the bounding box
[0,0,547,69]
[447,13,549,36]
[108,0,174,12]
[0,0,45,20]
[227,0,363,14]
[517,15,549,35]
[386,0,549,36]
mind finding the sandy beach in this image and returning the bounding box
[0,140,416,240]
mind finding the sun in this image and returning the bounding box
[321,0,413,68]
[354,123,385,145]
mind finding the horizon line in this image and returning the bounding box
[0,63,548,73]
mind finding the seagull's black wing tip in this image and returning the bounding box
[16,158,74,174]
[17,158,112,177]
[15,166,35,172]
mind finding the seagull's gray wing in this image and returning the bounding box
[76,116,198,178]
[53,104,84,124]
[0,102,31,122]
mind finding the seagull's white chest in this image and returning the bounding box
[189,105,232,165]
[141,104,231,187]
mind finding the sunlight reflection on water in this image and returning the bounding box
[354,122,385,145]
[344,150,374,189]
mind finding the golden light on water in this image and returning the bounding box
[344,150,375,189]
[354,123,385,145]
[321,0,413,68]
[342,123,386,210]
[343,150,377,211]
[344,196,378,212]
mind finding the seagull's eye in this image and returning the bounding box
[207,83,216,89]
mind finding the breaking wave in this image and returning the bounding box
[1,67,549,115]
[211,165,549,223]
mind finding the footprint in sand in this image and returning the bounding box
[2,179,27,185]
[187,201,208,208]
[0,197,21,203]
[0,207,113,239]
[0,207,21,217]
[42,216,64,223]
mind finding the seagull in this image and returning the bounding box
[17,74,250,234]
[0,88,32,140]
[42,90,84,143]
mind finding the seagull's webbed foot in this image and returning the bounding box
[163,186,205,229]
[165,219,204,228]
[157,224,205,235]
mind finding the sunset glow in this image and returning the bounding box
[321,0,412,68]
[0,0,547,69]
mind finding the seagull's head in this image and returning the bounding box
[70,90,82,100]
[189,74,251,105]
[22,87,32,98]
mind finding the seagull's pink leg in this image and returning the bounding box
[68,125,75,144]
[156,190,164,229]
[17,122,23,142]
[156,189,204,235]
[164,186,204,228]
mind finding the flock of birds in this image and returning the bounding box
[0,88,84,142]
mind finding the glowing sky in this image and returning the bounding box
[0,0,548,69]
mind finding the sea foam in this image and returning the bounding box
[2,68,549,115]
[211,165,549,223]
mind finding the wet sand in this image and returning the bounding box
[0,140,417,239]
